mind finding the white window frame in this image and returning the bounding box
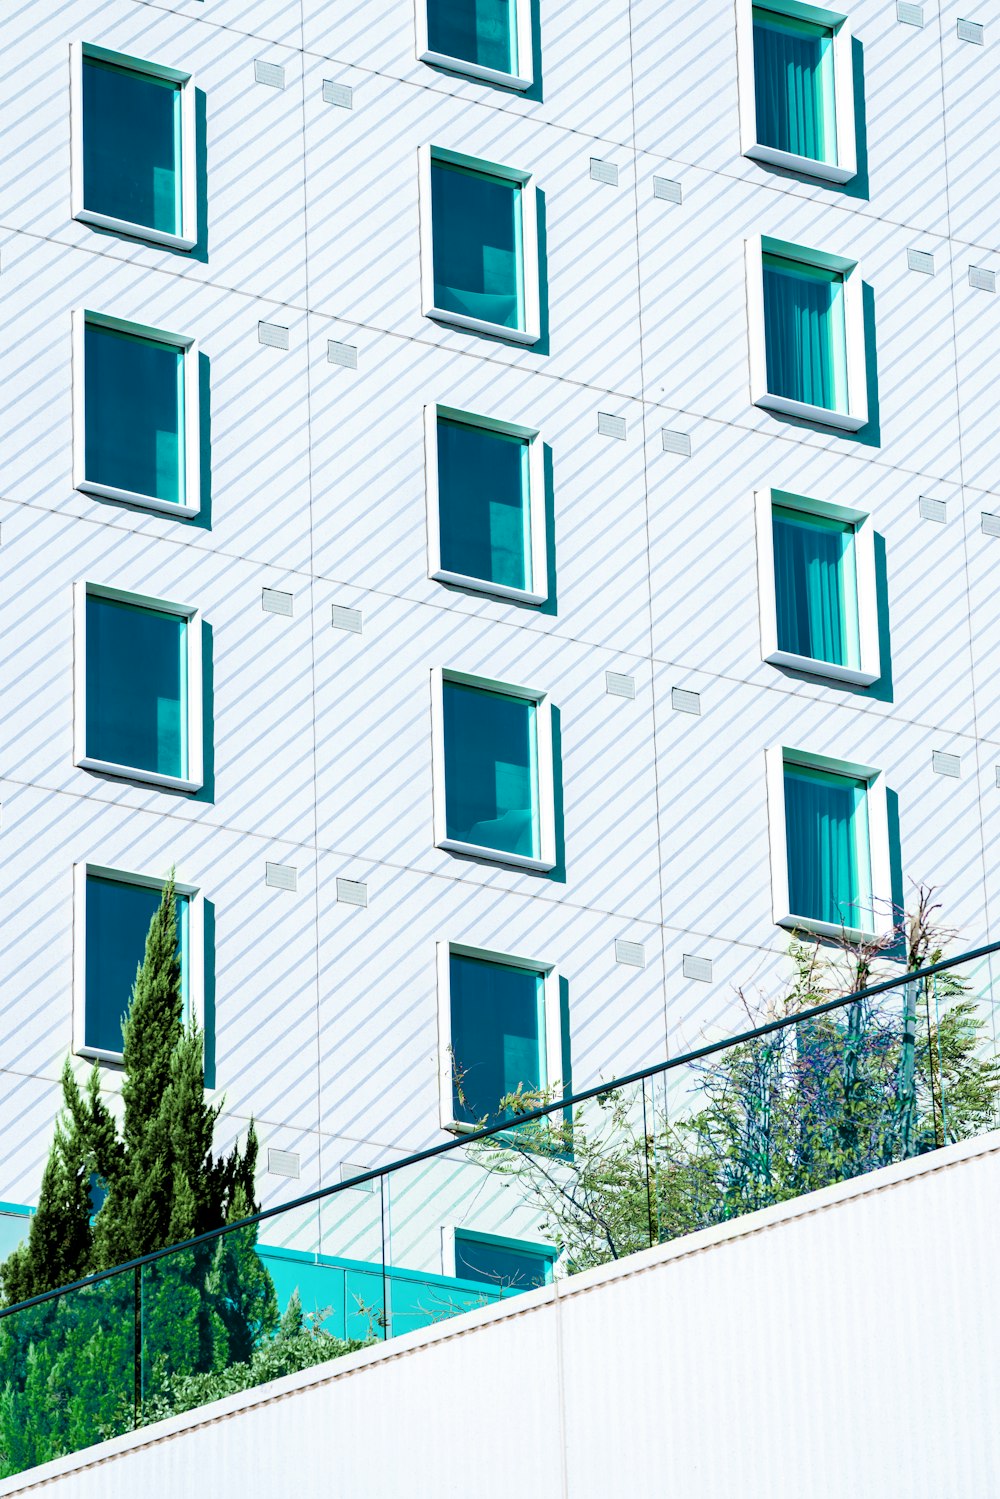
[71,41,198,252]
[746,234,867,433]
[73,580,204,794]
[415,0,534,91]
[736,0,857,185]
[73,861,204,1064]
[425,404,547,606]
[436,939,563,1134]
[73,309,201,519]
[765,746,893,943]
[419,144,541,347]
[430,666,556,872]
[441,1226,557,1286]
[755,488,880,686]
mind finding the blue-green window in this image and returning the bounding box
[449,952,546,1123]
[426,0,519,77]
[454,1231,553,1290]
[753,8,837,166]
[435,414,533,595]
[762,253,848,413]
[84,592,190,782]
[83,317,189,509]
[784,762,872,929]
[430,155,525,333]
[441,679,541,860]
[773,506,860,668]
[84,872,191,1056]
[82,53,183,236]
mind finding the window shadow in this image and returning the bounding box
[884,786,906,957]
[866,531,894,703]
[193,620,215,804]
[189,88,209,263]
[190,351,212,531]
[841,38,870,202]
[202,897,216,1090]
[538,442,558,616]
[534,188,549,357]
[523,0,544,102]
[544,703,566,884]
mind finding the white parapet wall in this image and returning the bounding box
[5,1132,1000,1499]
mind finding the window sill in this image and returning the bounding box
[744,143,855,186]
[764,648,879,688]
[76,1043,125,1066]
[74,208,196,253]
[418,47,532,91]
[77,755,202,795]
[425,304,539,347]
[755,391,866,433]
[430,567,546,607]
[438,835,554,873]
[776,911,883,944]
[77,478,199,520]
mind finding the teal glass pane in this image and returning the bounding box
[450,953,544,1122]
[753,8,837,165]
[427,0,517,74]
[772,506,860,668]
[85,875,190,1053]
[784,764,872,928]
[454,1235,551,1290]
[84,321,184,505]
[82,56,182,234]
[438,417,531,591]
[763,253,848,412]
[431,158,524,331]
[86,594,188,778]
[442,680,539,857]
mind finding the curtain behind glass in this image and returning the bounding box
[752,8,836,164]
[431,160,523,330]
[427,0,516,74]
[763,254,848,411]
[784,765,871,928]
[442,681,539,857]
[449,954,544,1123]
[773,506,859,667]
[83,58,182,233]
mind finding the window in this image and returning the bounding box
[420,146,540,345]
[737,1,856,185]
[417,0,533,90]
[766,748,892,941]
[425,405,547,604]
[444,1228,556,1291]
[73,863,202,1062]
[755,489,880,685]
[74,311,200,518]
[74,583,203,793]
[431,668,555,871]
[72,42,197,250]
[746,236,867,432]
[436,941,563,1131]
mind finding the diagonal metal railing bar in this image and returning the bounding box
[2,937,998,1322]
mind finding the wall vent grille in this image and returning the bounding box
[896,2,923,24]
[932,751,961,778]
[327,340,358,368]
[957,18,984,43]
[598,412,627,441]
[254,59,285,89]
[918,495,947,523]
[661,428,692,456]
[682,954,713,983]
[981,513,1000,538]
[323,79,354,107]
[906,248,935,275]
[590,158,619,186]
[615,939,645,969]
[267,1149,300,1179]
[606,671,636,699]
[970,266,996,293]
[653,176,683,204]
[671,687,701,715]
[265,862,297,891]
[332,604,363,633]
[336,877,368,907]
[258,321,289,349]
[262,587,293,616]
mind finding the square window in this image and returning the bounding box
[72,42,197,251]
[444,1228,555,1291]
[755,489,880,685]
[431,668,556,871]
[767,748,893,941]
[74,311,201,517]
[737,0,856,184]
[420,146,541,345]
[425,405,547,604]
[746,235,868,432]
[437,941,563,1131]
[73,863,203,1063]
[74,582,203,793]
[418,0,533,90]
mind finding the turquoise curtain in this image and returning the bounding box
[449,954,544,1123]
[437,417,530,590]
[86,595,188,778]
[443,681,539,857]
[763,254,847,412]
[752,8,836,165]
[454,1236,551,1290]
[85,876,189,1052]
[427,0,516,75]
[83,56,182,234]
[85,322,184,504]
[784,764,871,928]
[431,159,523,330]
[773,506,859,667]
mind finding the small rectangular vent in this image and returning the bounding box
[327,339,358,369]
[981,513,1000,538]
[606,671,636,700]
[322,79,354,108]
[969,266,996,293]
[918,495,947,524]
[332,604,363,633]
[653,176,682,204]
[340,1163,375,1191]
[262,587,293,616]
[995,765,1000,790]
[266,862,297,891]
[906,248,935,275]
[682,954,713,983]
[615,939,645,969]
[671,686,701,715]
[661,428,692,456]
[598,412,626,441]
[957,18,984,44]
[336,877,368,907]
[258,321,289,349]
[932,751,961,778]
[590,158,619,187]
[267,1148,300,1179]
[896,1,923,23]
[254,59,285,89]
